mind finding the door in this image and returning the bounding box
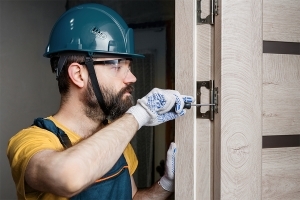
[261,0,300,199]
[175,0,300,199]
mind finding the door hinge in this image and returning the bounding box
[197,0,218,25]
[196,80,218,121]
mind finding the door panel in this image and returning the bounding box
[263,54,300,136]
[262,147,300,199]
[263,0,300,42]
[262,0,300,199]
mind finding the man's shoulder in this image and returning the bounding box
[7,120,64,155]
[11,123,59,141]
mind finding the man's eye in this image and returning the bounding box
[112,66,121,71]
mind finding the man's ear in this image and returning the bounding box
[68,63,87,88]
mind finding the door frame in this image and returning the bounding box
[174,0,263,199]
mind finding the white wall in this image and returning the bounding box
[0,1,65,198]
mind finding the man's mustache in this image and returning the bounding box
[120,84,134,95]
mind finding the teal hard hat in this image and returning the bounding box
[44,3,144,58]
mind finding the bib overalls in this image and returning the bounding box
[33,118,132,200]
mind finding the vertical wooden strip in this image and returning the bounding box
[196,0,214,199]
[175,0,196,199]
[214,1,222,199]
[219,0,262,199]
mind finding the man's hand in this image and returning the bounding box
[132,143,177,199]
[126,88,194,129]
[159,142,176,192]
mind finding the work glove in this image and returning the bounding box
[159,142,176,192]
[126,88,194,129]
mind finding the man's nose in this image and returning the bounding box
[124,70,137,83]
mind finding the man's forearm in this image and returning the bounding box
[62,114,139,185]
[133,181,172,200]
[25,114,138,196]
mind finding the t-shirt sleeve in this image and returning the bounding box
[6,126,63,198]
[123,143,138,176]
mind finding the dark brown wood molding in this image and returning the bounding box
[263,41,300,55]
[263,135,300,148]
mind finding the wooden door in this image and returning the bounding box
[261,0,300,199]
[175,0,300,199]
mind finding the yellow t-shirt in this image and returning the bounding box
[7,116,138,200]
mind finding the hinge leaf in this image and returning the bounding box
[196,80,218,121]
[197,0,218,25]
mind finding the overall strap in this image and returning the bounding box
[32,117,72,149]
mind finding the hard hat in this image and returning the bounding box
[44,3,143,58]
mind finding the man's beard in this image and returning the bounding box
[83,80,135,123]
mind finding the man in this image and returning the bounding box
[7,3,193,199]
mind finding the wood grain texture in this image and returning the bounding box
[263,0,300,43]
[262,147,300,200]
[263,54,300,136]
[196,0,214,199]
[175,0,196,199]
[219,0,262,199]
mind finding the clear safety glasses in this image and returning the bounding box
[83,58,133,79]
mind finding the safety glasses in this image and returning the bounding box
[82,58,133,79]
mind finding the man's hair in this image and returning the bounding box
[50,55,86,95]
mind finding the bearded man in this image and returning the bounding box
[7,3,193,199]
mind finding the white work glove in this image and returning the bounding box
[126,88,194,129]
[159,142,176,192]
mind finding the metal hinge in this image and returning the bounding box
[196,80,218,121]
[197,0,218,25]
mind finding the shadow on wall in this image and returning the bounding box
[0,1,66,199]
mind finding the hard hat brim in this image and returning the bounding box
[44,50,145,59]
